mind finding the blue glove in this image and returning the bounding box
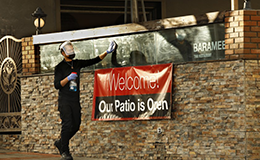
[67,72,78,81]
[107,40,117,54]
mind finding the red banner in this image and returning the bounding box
[92,63,173,121]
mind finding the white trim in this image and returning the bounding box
[33,11,223,45]
[33,23,148,45]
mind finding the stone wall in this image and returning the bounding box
[1,59,260,159]
[244,60,260,160]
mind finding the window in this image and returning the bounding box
[40,23,225,73]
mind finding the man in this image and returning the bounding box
[54,40,116,160]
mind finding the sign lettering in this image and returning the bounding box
[92,63,173,121]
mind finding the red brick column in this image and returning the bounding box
[225,10,260,59]
[22,37,40,75]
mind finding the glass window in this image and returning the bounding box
[40,23,225,73]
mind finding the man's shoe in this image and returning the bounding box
[54,140,62,155]
[61,152,73,160]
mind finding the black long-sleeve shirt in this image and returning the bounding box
[54,56,101,104]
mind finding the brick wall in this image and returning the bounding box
[225,10,260,59]
[22,37,40,75]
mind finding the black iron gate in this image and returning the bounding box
[0,36,22,133]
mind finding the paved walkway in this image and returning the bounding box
[0,149,104,160]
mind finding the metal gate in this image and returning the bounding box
[0,36,22,133]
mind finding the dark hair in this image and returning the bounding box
[130,50,147,65]
[58,43,64,54]
[60,48,64,54]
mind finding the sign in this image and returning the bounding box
[92,63,173,121]
[193,40,225,58]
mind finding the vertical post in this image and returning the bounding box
[22,37,40,75]
[131,0,139,23]
[56,0,61,31]
[6,39,10,112]
[231,0,238,10]
[124,0,128,23]
[36,18,41,35]
[141,0,147,22]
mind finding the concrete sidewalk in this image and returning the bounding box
[0,149,104,160]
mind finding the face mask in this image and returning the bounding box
[68,54,75,59]
[60,41,76,59]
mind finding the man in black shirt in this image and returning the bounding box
[54,40,116,160]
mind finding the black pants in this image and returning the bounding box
[58,101,81,153]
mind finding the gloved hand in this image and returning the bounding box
[107,40,117,54]
[67,72,78,81]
